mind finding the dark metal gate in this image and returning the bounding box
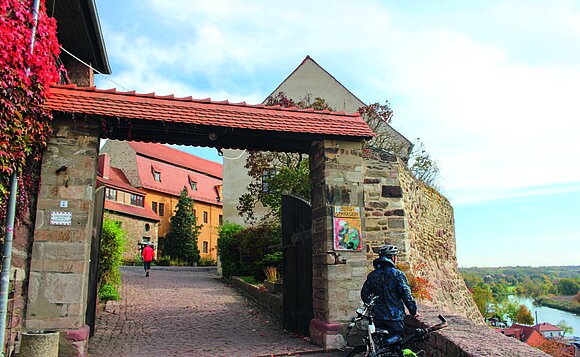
[281,194,313,336]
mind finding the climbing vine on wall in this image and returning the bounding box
[398,262,433,301]
[0,0,62,223]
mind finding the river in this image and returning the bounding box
[506,295,580,338]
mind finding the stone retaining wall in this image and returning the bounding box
[406,305,549,356]
[398,160,482,322]
[362,150,482,322]
[229,277,282,322]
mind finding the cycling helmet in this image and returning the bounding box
[373,255,394,269]
[378,244,399,257]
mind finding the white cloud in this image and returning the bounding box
[449,182,580,206]
[96,0,580,206]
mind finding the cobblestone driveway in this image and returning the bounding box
[88,266,327,357]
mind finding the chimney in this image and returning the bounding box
[98,153,110,179]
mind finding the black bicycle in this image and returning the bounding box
[345,296,448,357]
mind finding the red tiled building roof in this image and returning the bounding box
[104,200,160,221]
[97,167,143,195]
[97,165,160,221]
[501,324,548,348]
[128,141,222,179]
[45,85,375,139]
[135,154,222,206]
[533,323,562,332]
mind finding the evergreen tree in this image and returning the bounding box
[163,187,201,264]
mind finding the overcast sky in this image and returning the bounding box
[93,0,579,267]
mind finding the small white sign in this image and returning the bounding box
[50,211,72,226]
[59,200,68,208]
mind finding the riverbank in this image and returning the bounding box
[535,296,580,314]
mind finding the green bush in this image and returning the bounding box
[169,257,190,266]
[217,221,244,278]
[217,222,282,280]
[261,251,283,269]
[98,283,120,301]
[198,256,217,266]
[237,223,281,281]
[155,256,171,266]
[132,252,143,266]
[98,218,125,301]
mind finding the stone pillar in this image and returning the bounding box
[309,140,366,349]
[26,114,99,356]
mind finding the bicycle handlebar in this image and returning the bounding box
[399,315,448,346]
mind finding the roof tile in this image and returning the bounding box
[104,200,160,221]
[45,85,375,139]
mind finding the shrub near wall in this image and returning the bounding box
[238,224,281,281]
[217,222,281,280]
[217,222,244,278]
[98,218,126,301]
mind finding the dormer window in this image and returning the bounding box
[153,170,161,182]
[188,175,197,191]
[214,185,221,202]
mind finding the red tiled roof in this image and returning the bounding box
[506,324,548,348]
[136,155,222,206]
[511,324,537,342]
[128,141,222,179]
[533,323,562,332]
[104,200,159,221]
[45,85,375,139]
[97,167,143,195]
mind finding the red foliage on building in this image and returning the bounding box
[0,0,61,221]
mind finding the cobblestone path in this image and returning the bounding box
[88,266,325,357]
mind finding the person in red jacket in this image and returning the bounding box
[141,243,155,277]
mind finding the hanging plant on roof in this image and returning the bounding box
[0,0,62,222]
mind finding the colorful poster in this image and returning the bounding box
[333,206,362,251]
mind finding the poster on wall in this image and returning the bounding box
[333,206,362,251]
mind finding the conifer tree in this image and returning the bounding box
[164,187,201,264]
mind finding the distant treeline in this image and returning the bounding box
[535,296,580,314]
[460,265,580,297]
[460,266,580,317]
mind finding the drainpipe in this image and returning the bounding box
[0,0,41,354]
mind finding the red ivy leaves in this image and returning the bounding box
[0,0,60,175]
[357,101,393,124]
[0,0,61,221]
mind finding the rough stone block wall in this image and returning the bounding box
[406,305,549,356]
[5,191,39,352]
[64,60,94,88]
[362,150,482,322]
[310,140,367,349]
[362,152,409,268]
[24,114,99,355]
[397,162,482,322]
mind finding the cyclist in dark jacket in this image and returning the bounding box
[361,244,418,338]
